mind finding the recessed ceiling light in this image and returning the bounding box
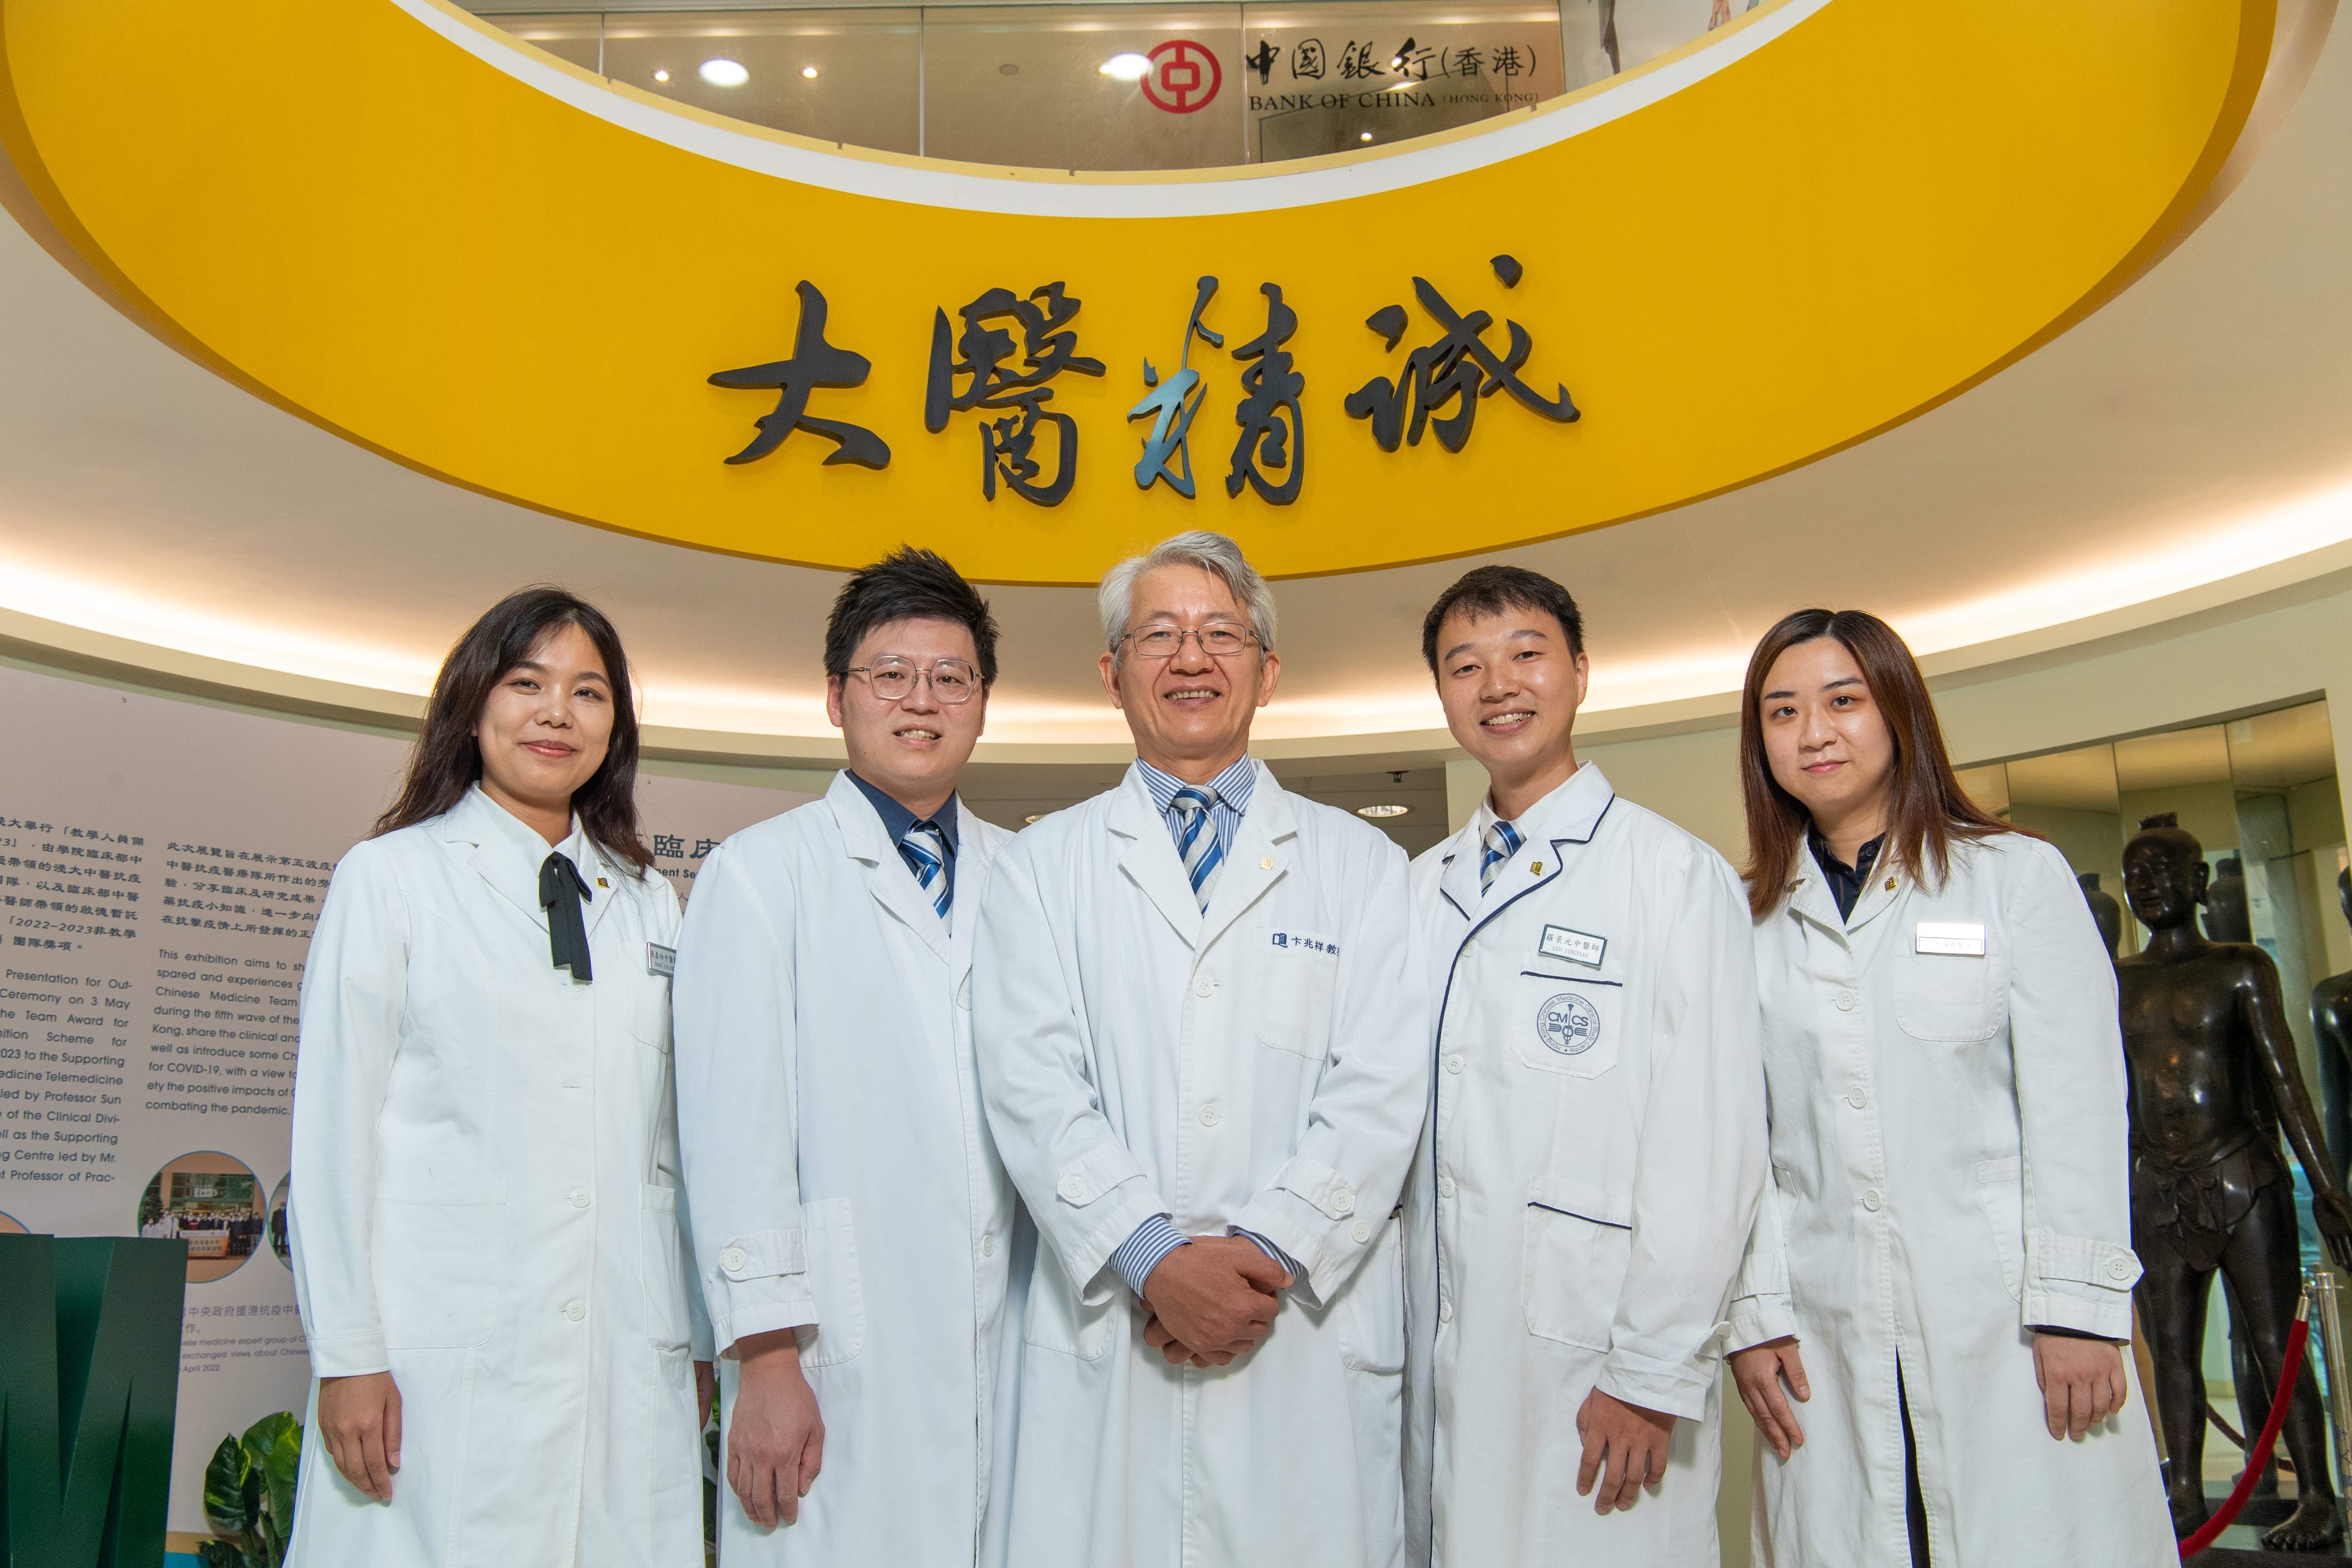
[1024,813,1045,824]
[652,68,670,83]
[1359,131,1374,142]
[801,65,819,79]
[1101,53,1152,81]
[999,62,1020,75]
[1356,803,1409,818]
[699,58,750,88]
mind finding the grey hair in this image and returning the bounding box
[1098,531,1277,664]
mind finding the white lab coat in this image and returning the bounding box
[1732,831,2173,1565]
[974,761,1430,1568]
[285,785,709,1568]
[671,772,1026,1566]
[1403,763,1768,1567]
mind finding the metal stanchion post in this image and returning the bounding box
[2307,1269,2352,1504]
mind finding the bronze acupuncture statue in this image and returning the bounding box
[2080,870,2124,960]
[2120,814,2352,1551]
[2310,868,2352,1193]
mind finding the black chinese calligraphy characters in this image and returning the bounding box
[926,282,1106,506]
[1246,39,1279,85]
[1228,284,1305,505]
[1345,254,1577,454]
[1129,277,1225,498]
[708,280,891,470]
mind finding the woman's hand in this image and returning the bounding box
[1729,1336,1810,1460]
[2032,1332,2129,1439]
[317,1371,403,1501]
[727,1332,824,1528]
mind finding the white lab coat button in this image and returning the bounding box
[1194,975,1215,999]
[569,1188,590,1209]
[721,1246,746,1273]
[981,1233,995,1258]
[1060,1174,1087,1201]
[957,979,972,1010]
[1352,1220,1372,1244]
[2107,1257,2134,1281]
[564,1300,586,1321]
[1834,990,1857,1011]
[1331,1185,1355,1216]
[1439,1174,1457,1198]
[1439,1300,1453,1324]
[1463,939,1479,957]
[1444,1053,1465,1075]
[1846,1089,1867,1110]
[1862,1190,1883,1213]
[1200,1103,1222,1127]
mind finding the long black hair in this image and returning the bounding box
[373,587,653,872]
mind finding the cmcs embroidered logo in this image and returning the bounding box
[1535,991,1601,1055]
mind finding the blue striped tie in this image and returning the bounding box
[900,822,951,920]
[1480,819,1522,894]
[1169,787,1224,911]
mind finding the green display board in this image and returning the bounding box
[0,1235,189,1568]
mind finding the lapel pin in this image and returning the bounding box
[1260,857,1274,870]
[1530,861,1544,875]
[1884,877,1896,892]
[596,877,609,889]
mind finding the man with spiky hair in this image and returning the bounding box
[674,547,1029,1567]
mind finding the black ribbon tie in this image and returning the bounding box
[539,851,594,982]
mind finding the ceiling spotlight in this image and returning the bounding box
[1359,131,1374,142]
[699,58,750,88]
[652,68,670,83]
[1356,803,1410,818]
[1024,813,1045,824]
[801,64,819,79]
[1101,53,1152,81]
[999,62,1021,75]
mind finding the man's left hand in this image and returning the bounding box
[1141,1312,1230,1368]
[2030,1332,2128,1440]
[1575,1388,1676,1514]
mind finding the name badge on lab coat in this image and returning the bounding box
[1914,922,1986,956]
[648,943,676,977]
[1538,925,1607,968]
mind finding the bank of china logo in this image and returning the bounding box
[1536,992,1601,1056]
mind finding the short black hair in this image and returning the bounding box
[1420,565,1584,676]
[824,547,1000,684]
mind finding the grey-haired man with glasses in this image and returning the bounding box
[674,547,1031,1568]
[974,530,1430,1567]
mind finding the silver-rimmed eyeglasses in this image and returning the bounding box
[846,657,981,704]
[1118,622,1260,660]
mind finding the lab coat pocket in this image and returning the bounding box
[1024,1232,1116,1361]
[1523,1180,1632,1353]
[1511,974,1620,1079]
[1895,948,2004,1043]
[641,1183,693,1353]
[633,977,673,1052]
[1974,1156,2027,1303]
[792,1198,867,1369]
[376,1176,508,1350]
[1337,1211,1406,1374]
[1253,930,1341,1058]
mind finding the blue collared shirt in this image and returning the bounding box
[847,771,960,908]
[1136,755,1254,866]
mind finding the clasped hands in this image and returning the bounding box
[1139,1234,1293,1367]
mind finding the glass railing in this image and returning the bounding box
[465,0,1760,171]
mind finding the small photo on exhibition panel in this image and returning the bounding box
[135,1149,267,1282]
[267,1173,291,1265]
[0,1209,26,1235]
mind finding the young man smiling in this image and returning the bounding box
[672,548,1025,1568]
[1403,566,1766,1567]
[974,531,1428,1568]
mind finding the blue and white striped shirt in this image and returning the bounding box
[1111,755,1299,1299]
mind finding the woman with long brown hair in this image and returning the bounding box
[285,587,710,1568]
[1723,609,2168,1566]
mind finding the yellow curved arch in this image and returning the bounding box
[0,0,2272,583]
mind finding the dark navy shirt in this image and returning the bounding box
[1809,828,1886,921]
[847,771,960,908]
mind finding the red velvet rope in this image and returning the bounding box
[2181,1300,2311,1559]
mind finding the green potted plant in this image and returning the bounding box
[198,1412,302,1567]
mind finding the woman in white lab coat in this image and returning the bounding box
[286,588,710,1568]
[1727,608,2172,1567]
